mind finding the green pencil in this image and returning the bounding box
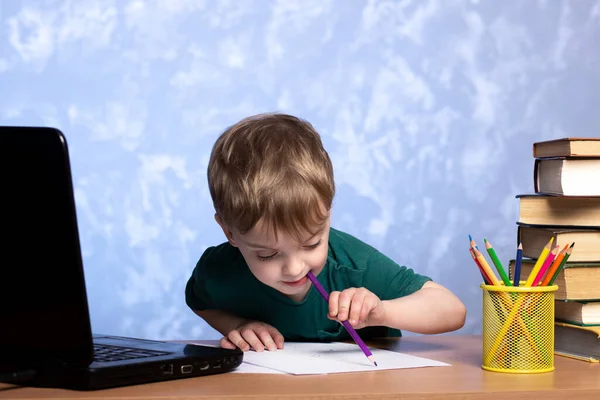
[484,239,512,286]
[548,243,575,286]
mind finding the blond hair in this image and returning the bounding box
[208,113,335,240]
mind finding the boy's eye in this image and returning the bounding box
[257,253,277,261]
[305,239,322,249]
[255,240,321,261]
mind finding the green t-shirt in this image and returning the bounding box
[185,227,431,341]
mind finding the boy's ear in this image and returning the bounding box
[214,214,238,247]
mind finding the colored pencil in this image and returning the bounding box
[469,235,479,250]
[532,245,558,286]
[306,271,377,366]
[524,237,554,287]
[540,243,569,286]
[484,239,511,286]
[470,247,490,284]
[473,248,500,286]
[548,243,575,286]
[513,243,523,287]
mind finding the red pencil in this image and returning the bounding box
[470,247,491,284]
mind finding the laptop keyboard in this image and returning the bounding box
[93,343,171,363]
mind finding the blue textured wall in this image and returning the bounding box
[1,0,599,340]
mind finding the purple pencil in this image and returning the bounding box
[306,271,377,366]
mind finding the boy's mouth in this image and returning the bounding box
[282,275,308,287]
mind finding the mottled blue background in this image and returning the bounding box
[1,0,599,340]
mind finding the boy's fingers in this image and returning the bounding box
[266,326,285,349]
[349,291,366,325]
[220,336,237,350]
[256,328,278,351]
[274,335,285,349]
[359,297,377,321]
[359,297,376,323]
[337,288,356,321]
[328,291,340,317]
[227,330,250,352]
[241,328,265,352]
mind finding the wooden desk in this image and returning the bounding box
[1,335,599,399]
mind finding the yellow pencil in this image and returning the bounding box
[524,237,554,287]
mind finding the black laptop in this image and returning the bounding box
[0,126,243,390]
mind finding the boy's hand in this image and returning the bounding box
[220,320,284,352]
[328,287,385,329]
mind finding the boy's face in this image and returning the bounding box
[218,215,330,303]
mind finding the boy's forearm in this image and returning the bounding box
[378,282,466,334]
[193,309,247,336]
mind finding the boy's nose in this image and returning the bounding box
[283,257,305,277]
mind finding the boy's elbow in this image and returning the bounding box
[424,282,466,331]
[449,300,467,331]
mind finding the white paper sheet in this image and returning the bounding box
[230,362,286,374]
[240,342,450,375]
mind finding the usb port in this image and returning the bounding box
[212,361,221,369]
[181,365,193,374]
[160,364,173,375]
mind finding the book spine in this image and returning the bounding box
[533,158,540,193]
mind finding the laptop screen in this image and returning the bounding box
[0,126,94,370]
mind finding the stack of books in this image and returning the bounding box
[509,137,600,362]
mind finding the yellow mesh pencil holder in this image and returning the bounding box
[481,282,557,374]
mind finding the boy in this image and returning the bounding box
[185,113,466,352]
